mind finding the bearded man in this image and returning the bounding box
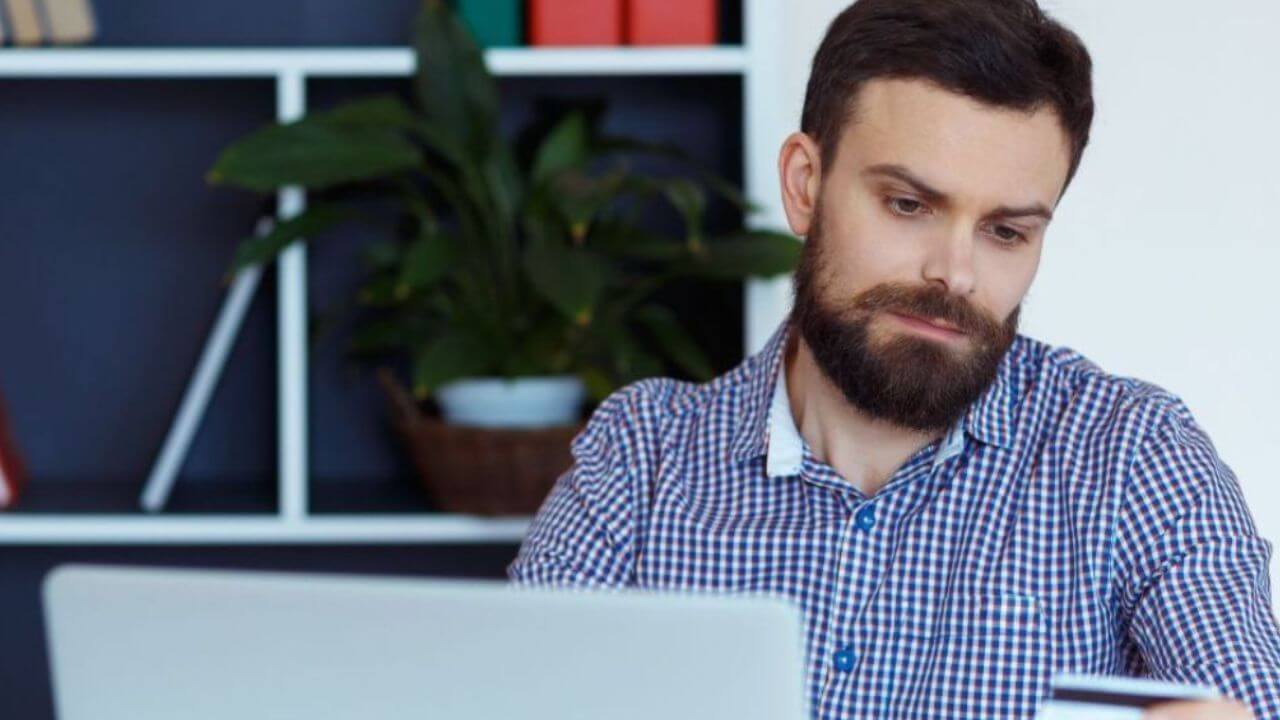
[508,2,1280,718]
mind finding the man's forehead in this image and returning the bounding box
[840,77,1072,205]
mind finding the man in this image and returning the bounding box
[508,1,1280,718]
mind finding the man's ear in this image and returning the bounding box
[777,131,823,237]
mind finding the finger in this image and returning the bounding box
[1143,698,1252,720]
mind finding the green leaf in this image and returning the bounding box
[229,205,349,272]
[394,179,438,235]
[696,170,759,214]
[547,168,628,242]
[501,314,571,376]
[362,241,401,271]
[633,304,714,380]
[411,328,496,396]
[531,112,590,186]
[419,165,482,242]
[313,95,418,128]
[685,230,802,278]
[358,274,402,307]
[578,367,615,402]
[607,324,665,382]
[660,178,706,250]
[588,219,687,262]
[479,145,522,239]
[396,228,456,295]
[522,243,609,324]
[594,135,691,161]
[412,0,499,162]
[520,187,565,250]
[208,120,422,192]
[347,317,409,356]
[412,125,469,173]
[594,137,760,213]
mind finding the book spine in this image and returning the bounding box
[42,0,96,45]
[0,461,11,508]
[0,391,25,510]
[529,0,623,47]
[4,0,44,46]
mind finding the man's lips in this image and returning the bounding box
[888,312,968,337]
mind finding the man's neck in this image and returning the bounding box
[783,330,945,496]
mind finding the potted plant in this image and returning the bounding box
[206,0,799,514]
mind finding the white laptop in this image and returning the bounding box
[42,563,808,720]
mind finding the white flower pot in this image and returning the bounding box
[434,375,587,428]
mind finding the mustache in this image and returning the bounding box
[848,283,998,336]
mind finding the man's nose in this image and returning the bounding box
[920,225,976,297]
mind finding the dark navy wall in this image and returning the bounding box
[1,78,278,486]
[0,1,744,715]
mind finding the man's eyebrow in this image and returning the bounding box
[861,162,1054,223]
[986,198,1054,223]
[862,163,949,204]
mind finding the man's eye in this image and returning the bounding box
[886,197,925,215]
[991,225,1026,244]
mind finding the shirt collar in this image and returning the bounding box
[732,316,1023,467]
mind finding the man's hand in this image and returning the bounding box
[1142,698,1254,719]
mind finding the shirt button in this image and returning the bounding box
[855,505,876,531]
[833,647,856,672]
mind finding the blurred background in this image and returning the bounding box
[2,1,1277,716]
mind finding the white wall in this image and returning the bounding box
[772,1,1280,592]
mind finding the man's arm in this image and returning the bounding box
[507,384,647,588]
[1113,402,1280,719]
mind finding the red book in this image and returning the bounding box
[528,0,623,46]
[0,389,27,510]
[627,0,718,46]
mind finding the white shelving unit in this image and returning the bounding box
[0,46,750,77]
[0,1,791,546]
[0,515,534,545]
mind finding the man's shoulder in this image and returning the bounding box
[582,353,762,444]
[1011,333,1196,443]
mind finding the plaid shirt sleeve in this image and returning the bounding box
[1113,400,1280,717]
[506,384,644,588]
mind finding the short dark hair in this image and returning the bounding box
[800,0,1094,195]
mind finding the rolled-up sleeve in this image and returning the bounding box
[1113,404,1280,717]
[506,383,646,589]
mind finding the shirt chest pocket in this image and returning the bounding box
[915,590,1052,716]
[938,590,1047,638]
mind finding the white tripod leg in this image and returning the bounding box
[140,217,273,512]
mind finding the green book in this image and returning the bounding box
[455,0,522,48]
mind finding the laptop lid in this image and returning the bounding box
[43,563,807,720]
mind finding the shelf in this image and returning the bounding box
[0,478,529,544]
[0,46,749,78]
[0,514,530,545]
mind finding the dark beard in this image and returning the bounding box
[788,209,1020,433]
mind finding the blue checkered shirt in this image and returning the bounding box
[508,317,1280,718]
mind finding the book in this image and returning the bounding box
[627,0,717,46]
[528,0,623,47]
[43,0,97,45]
[456,0,521,48]
[0,388,27,510]
[4,0,44,46]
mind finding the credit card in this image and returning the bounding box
[1036,672,1220,720]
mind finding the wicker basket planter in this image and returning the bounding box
[377,367,586,516]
